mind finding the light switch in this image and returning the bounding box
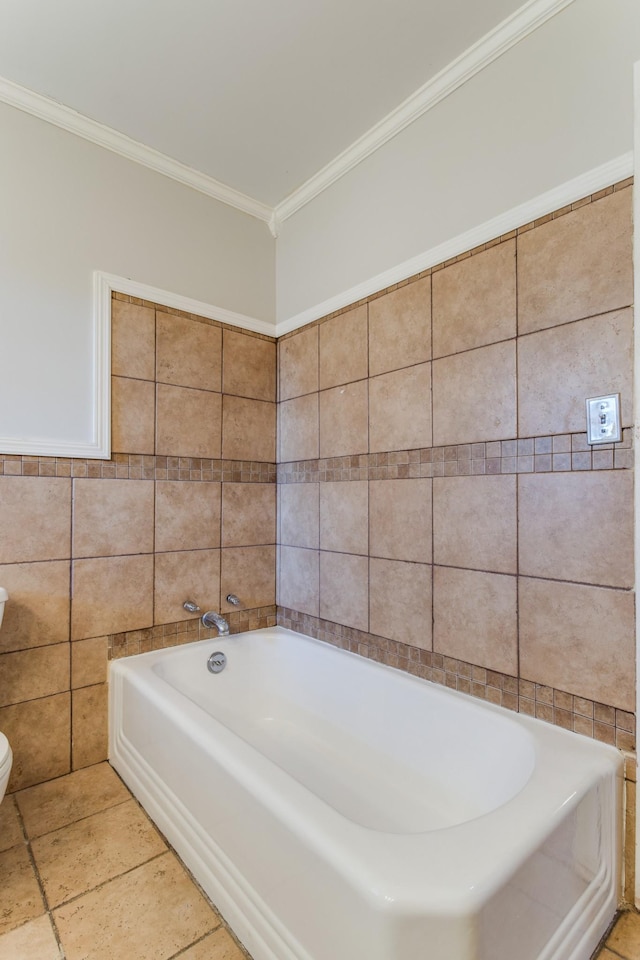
[586,394,621,444]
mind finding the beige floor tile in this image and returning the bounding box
[16,762,130,839]
[0,796,23,852]
[32,799,166,907]
[0,913,60,960]
[0,843,45,935]
[179,927,248,959]
[54,852,219,960]
[605,911,640,958]
[597,950,622,960]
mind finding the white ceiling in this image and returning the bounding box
[1,0,529,207]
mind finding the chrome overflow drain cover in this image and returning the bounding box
[207,651,227,674]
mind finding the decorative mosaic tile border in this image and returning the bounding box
[112,291,276,343]
[278,430,633,483]
[107,605,278,660]
[277,607,636,753]
[278,177,634,340]
[0,454,276,482]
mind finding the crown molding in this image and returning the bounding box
[274,0,577,225]
[0,75,273,226]
[275,151,633,337]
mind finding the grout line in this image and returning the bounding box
[514,234,521,687]
[11,796,66,954]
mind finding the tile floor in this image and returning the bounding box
[0,760,639,959]
[0,762,250,960]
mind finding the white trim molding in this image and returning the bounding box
[273,0,577,224]
[96,272,276,338]
[276,151,633,337]
[0,76,273,227]
[0,273,273,461]
[0,276,111,459]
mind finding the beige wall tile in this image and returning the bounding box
[369,363,432,452]
[32,799,166,908]
[71,637,108,689]
[319,552,368,632]
[369,558,432,649]
[432,341,516,445]
[279,326,319,400]
[0,643,69,707]
[518,189,633,335]
[0,913,60,960]
[155,481,221,553]
[0,477,70,564]
[156,312,221,392]
[16,762,129,839]
[111,301,155,381]
[0,561,70,652]
[432,240,516,357]
[71,684,108,770]
[434,567,517,674]
[53,853,218,960]
[220,545,275,612]
[0,693,70,791]
[223,330,276,401]
[319,381,368,458]
[0,844,45,935]
[519,577,635,711]
[369,277,431,376]
[320,481,368,555]
[433,475,516,574]
[278,394,319,462]
[222,483,276,547]
[72,555,154,639]
[222,396,275,462]
[518,308,633,435]
[73,479,154,558]
[319,305,368,389]
[519,472,633,588]
[279,483,319,548]
[154,549,220,625]
[278,546,319,616]
[369,479,432,563]
[111,377,155,455]
[156,384,222,459]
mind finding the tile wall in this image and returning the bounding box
[0,296,277,791]
[0,181,635,802]
[277,180,636,751]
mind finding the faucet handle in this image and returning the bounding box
[226,594,241,606]
[183,600,200,613]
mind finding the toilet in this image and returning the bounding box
[0,588,13,803]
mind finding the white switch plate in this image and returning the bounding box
[586,394,621,444]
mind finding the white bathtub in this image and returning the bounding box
[109,627,622,960]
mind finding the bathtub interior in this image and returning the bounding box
[151,631,536,832]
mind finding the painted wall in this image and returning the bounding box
[0,295,277,792]
[276,0,640,324]
[0,102,275,448]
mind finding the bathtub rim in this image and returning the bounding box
[109,626,623,913]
